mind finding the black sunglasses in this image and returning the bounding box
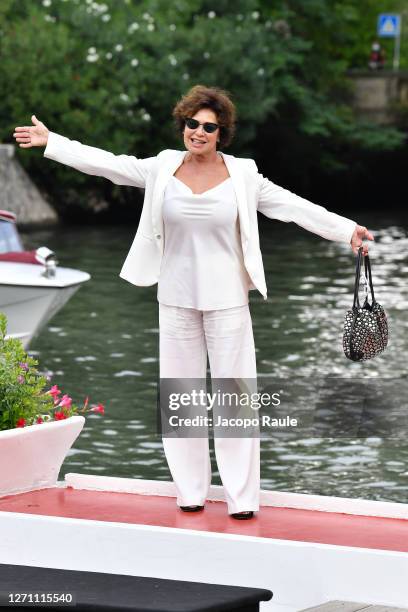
[184,117,219,133]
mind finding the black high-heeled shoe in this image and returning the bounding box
[180,505,204,512]
[230,511,254,520]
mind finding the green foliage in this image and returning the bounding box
[0,313,77,431]
[0,0,406,213]
[259,1,405,149]
[329,0,408,70]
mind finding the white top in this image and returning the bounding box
[157,175,251,310]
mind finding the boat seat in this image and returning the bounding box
[0,564,272,611]
[0,250,40,264]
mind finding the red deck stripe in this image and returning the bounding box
[0,487,407,553]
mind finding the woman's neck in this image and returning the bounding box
[184,150,221,167]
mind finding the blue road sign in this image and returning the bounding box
[378,14,401,38]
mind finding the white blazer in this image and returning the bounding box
[44,132,357,300]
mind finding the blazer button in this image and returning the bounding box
[155,234,161,240]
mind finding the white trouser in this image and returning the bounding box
[159,303,260,514]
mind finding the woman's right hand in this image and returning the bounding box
[13,115,49,148]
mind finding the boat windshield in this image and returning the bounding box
[0,220,23,253]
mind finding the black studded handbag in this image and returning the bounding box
[343,246,388,361]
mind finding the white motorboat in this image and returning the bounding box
[1,423,407,611]
[0,408,407,610]
[0,210,90,348]
[0,468,407,611]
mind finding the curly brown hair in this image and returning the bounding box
[172,84,237,149]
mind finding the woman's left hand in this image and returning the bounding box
[350,224,374,256]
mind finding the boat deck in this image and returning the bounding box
[1,485,408,553]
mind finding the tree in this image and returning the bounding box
[1,0,405,216]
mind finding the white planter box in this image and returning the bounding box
[0,415,85,497]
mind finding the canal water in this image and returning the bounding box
[22,211,408,502]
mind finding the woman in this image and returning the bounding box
[13,84,373,520]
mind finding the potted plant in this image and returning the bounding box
[0,313,104,497]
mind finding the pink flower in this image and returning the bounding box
[17,375,25,384]
[36,416,44,424]
[16,418,26,427]
[90,403,105,415]
[54,411,67,421]
[47,385,61,401]
[58,394,72,409]
[19,362,29,371]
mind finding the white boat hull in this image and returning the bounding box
[0,476,407,611]
[0,261,90,347]
[1,283,81,347]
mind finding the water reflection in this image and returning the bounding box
[23,217,408,501]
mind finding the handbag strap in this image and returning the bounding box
[352,246,376,310]
[363,250,376,304]
[352,247,363,309]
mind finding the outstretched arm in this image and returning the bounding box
[13,115,156,188]
[256,172,373,255]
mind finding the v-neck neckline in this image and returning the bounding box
[171,150,231,196]
[172,175,232,196]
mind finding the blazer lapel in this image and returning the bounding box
[221,152,250,253]
[151,151,186,253]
